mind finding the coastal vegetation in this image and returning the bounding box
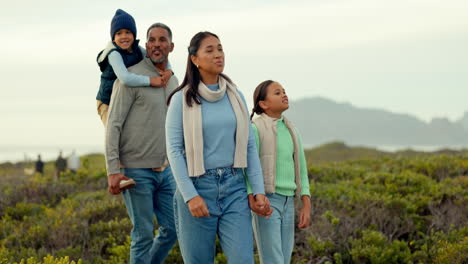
[0,143,466,264]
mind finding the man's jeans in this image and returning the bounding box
[122,167,177,264]
[174,167,254,264]
[252,193,295,264]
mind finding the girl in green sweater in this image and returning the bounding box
[248,80,311,264]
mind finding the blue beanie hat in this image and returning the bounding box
[110,9,137,40]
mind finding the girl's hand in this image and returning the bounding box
[187,195,210,218]
[297,195,311,228]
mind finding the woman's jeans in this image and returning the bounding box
[122,167,177,264]
[174,167,254,264]
[252,193,295,264]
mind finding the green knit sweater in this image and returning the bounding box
[247,117,311,197]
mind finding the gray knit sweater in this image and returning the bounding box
[105,57,178,175]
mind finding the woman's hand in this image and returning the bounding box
[297,195,311,228]
[187,195,210,217]
[248,194,273,218]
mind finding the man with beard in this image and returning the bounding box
[105,22,178,264]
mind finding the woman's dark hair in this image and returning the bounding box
[250,80,275,120]
[167,31,232,106]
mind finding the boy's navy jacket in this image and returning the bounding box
[96,40,143,105]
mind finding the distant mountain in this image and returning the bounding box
[304,141,468,165]
[284,97,468,147]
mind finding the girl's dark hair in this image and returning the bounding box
[167,31,232,106]
[250,80,275,120]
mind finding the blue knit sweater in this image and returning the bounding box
[166,83,265,202]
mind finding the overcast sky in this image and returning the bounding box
[1,0,467,152]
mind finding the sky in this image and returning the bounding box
[1,0,467,160]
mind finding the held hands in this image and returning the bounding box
[188,195,210,218]
[297,195,312,229]
[150,70,173,87]
[107,173,131,195]
[248,194,273,218]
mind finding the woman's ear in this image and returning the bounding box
[190,55,198,68]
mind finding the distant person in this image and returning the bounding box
[35,154,44,175]
[67,150,81,173]
[105,22,178,264]
[55,151,67,179]
[248,80,312,264]
[96,9,172,126]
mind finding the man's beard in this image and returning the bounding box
[149,55,166,64]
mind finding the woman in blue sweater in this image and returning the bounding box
[165,31,271,264]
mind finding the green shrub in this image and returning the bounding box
[14,256,82,264]
[350,230,412,264]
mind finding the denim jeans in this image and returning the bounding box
[252,193,295,264]
[122,167,177,264]
[174,167,254,264]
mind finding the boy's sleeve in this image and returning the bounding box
[108,51,151,87]
[296,128,311,196]
[139,46,147,57]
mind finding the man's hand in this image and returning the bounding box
[187,195,210,218]
[150,70,172,88]
[297,195,311,228]
[108,173,131,195]
[248,194,273,218]
[161,69,173,85]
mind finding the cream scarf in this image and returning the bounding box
[182,76,249,177]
